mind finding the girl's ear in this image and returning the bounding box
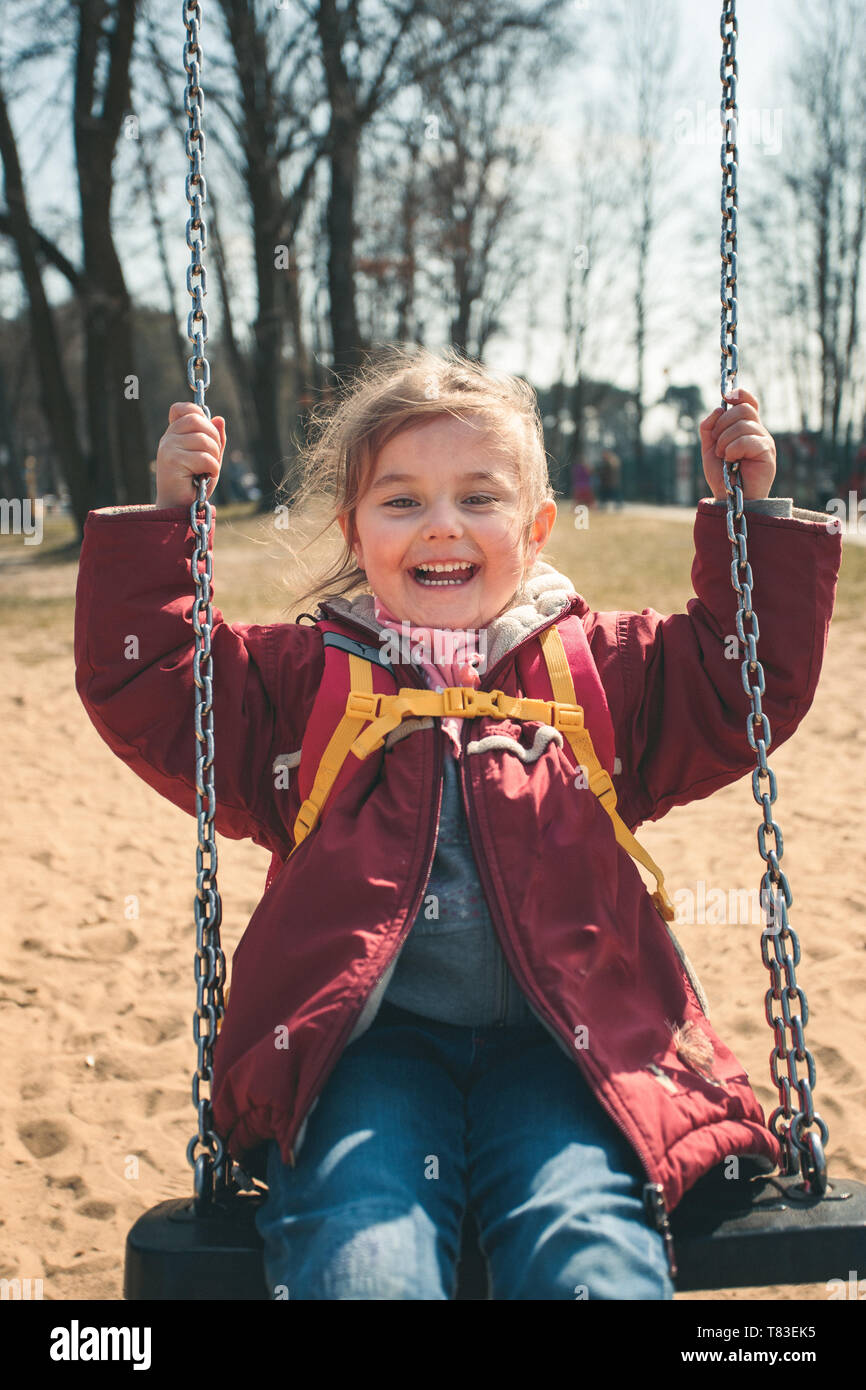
[338,511,362,568]
[527,500,557,564]
[517,503,554,591]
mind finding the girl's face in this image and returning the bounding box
[339,414,556,629]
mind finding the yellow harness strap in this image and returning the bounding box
[537,628,675,922]
[289,626,675,921]
[291,652,376,847]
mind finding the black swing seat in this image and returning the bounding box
[125,1163,866,1300]
[669,1165,866,1292]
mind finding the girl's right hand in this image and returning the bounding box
[155,402,226,509]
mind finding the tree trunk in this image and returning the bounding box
[208,196,259,485]
[250,199,285,506]
[317,0,363,382]
[634,168,650,494]
[136,131,188,386]
[0,80,91,534]
[0,357,28,499]
[75,0,151,506]
[326,116,363,381]
[567,373,587,497]
[396,129,420,344]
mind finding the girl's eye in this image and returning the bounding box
[384,495,495,508]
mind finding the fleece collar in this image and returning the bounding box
[321,558,579,672]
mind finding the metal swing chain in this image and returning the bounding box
[719,1,828,1195]
[182,0,229,1213]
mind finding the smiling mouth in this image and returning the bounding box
[411,562,480,587]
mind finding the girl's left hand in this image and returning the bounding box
[698,387,777,501]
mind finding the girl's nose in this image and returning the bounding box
[422,502,464,537]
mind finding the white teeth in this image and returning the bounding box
[413,561,477,587]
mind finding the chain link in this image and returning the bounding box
[719,1,826,1195]
[182,0,229,1213]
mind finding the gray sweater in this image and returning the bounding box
[383,745,538,1025]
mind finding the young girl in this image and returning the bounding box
[74,346,841,1300]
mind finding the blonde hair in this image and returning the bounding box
[275,343,557,613]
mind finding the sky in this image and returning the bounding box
[484,0,799,438]
[1,0,810,442]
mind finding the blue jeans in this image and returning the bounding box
[255,1000,674,1300]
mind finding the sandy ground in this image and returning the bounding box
[1,504,863,1302]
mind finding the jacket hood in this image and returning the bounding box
[320,558,580,674]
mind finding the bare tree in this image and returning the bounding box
[313,0,569,381]
[73,0,151,507]
[352,11,580,368]
[353,105,423,350]
[421,34,550,359]
[214,0,323,501]
[140,8,262,497]
[0,75,91,530]
[132,122,189,387]
[141,0,325,506]
[0,0,150,530]
[553,106,632,494]
[607,0,680,490]
[748,0,866,492]
[789,0,866,475]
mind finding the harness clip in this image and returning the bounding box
[294,799,318,837]
[346,691,382,720]
[588,767,617,809]
[651,887,677,923]
[553,703,584,732]
[442,687,503,718]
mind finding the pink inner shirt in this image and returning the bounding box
[372,595,485,757]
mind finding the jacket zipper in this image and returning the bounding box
[285,674,444,1164]
[457,696,678,1280]
[495,944,507,1026]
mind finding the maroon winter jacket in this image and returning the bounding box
[73,498,841,1229]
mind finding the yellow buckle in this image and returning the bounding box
[346,690,382,720]
[295,799,318,835]
[515,697,554,723]
[442,687,468,715]
[442,686,500,717]
[553,703,584,732]
[589,768,617,807]
[652,887,676,922]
